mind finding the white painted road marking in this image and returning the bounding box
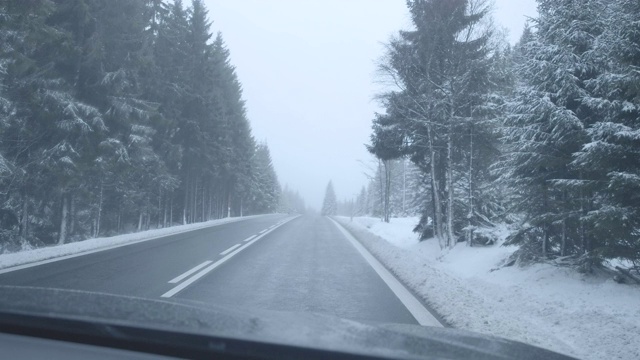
[258,229,267,234]
[243,235,257,242]
[328,218,443,327]
[220,243,241,256]
[161,216,299,298]
[168,261,212,284]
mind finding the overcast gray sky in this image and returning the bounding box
[204,0,538,210]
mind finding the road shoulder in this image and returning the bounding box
[330,217,446,327]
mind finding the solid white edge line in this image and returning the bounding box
[219,243,242,256]
[328,218,443,327]
[0,216,262,275]
[244,235,257,242]
[168,261,213,284]
[161,216,299,298]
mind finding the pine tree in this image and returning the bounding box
[499,0,608,262]
[321,181,337,216]
[210,34,255,217]
[371,0,496,247]
[0,0,276,251]
[355,186,368,216]
[246,143,280,215]
[571,0,640,263]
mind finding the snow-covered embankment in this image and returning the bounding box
[335,216,640,360]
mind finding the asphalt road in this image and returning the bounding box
[0,215,422,325]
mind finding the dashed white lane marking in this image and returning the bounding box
[258,229,268,234]
[328,218,443,327]
[168,261,213,284]
[243,235,257,242]
[220,243,241,256]
[161,216,299,298]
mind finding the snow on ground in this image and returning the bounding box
[336,216,640,360]
[0,215,264,271]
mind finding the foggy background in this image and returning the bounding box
[204,0,538,209]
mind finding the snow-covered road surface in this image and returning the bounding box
[0,215,436,326]
[173,215,436,325]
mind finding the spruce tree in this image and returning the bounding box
[572,0,640,263]
[246,143,280,215]
[371,0,496,247]
[499,0,608,262]
[0,0,277,251]
[321,181,337,216]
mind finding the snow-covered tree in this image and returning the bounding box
[498,0,609,264]
[0,0,279,252]
[321,181,337,216]
[370,0,499,247]
[245,143,280,215]
[571,0,640,264]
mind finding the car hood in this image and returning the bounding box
[0,286,575,359]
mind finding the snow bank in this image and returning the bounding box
[335,216,640,360]
[0,215,265,271]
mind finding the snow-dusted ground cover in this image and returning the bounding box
[0,215,264,271]
[335,216,640,360]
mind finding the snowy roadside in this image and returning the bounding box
[0,215,266,272]
[335,216,640,360]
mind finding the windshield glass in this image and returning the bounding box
[0,1,639,360]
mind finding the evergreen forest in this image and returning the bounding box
[0,0,287,252]
[364,0,640,268]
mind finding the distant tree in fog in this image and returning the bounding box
[321,181,337,216]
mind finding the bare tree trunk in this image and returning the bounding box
[192,180,197,223]
[560,191,567,256]
[169,193,173,227]
[402,158,407,215]
[202,183,206,221]
[427,125,444,248]
[467,124,474,246]
[561,219,567,257]
[158,186,162,229]
[58,194,69,245]
[163,192,168,228]
[70,194,76,236]
[96,180,103,237]
[137,211,143,232]
[194,179,199,222]
[117,208,121,233]
[542,183,549,258]
[579,183,587,254]
[208,187,212,220]
[19,194,29,244]
[183,175,189,225]
[446,124,455,248]
[377,159,385,220]
[227,192,231,218]
[383,160,392,223]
